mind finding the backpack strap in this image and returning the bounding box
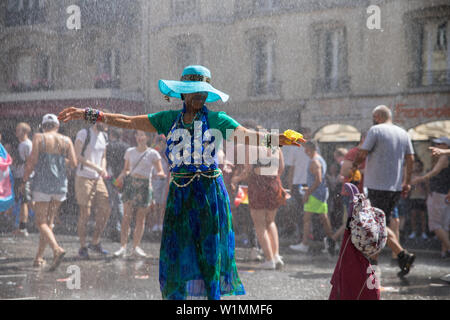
[344,182,359,198]
[80,128,91,171]
[344,183,360,227]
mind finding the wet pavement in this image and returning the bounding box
[0,232,449,300]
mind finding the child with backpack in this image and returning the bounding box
[329,183,387,300]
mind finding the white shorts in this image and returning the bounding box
[32,191,67,203]
[426,192,450,232]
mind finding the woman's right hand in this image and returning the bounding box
[58,107,84,123]
[116,175,124,187]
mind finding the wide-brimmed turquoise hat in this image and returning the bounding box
[158,65,229,103]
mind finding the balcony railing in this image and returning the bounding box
[9,80,53,93]
[249,79,281,98]
[5,8,46,27]
[312,76,350,95]
[408,70,450,88]
[79,0,138,28]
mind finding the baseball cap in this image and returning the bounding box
[42,114,60,126]
[432,137,450,146]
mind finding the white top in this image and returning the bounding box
[14,139,33,178]
[125,147,161,180]
[75,128,107,179]
[282,145,309,185]
[151,149,169,181]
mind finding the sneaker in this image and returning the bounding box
[290,242,309,253]
[440,251,450,260]
[133,247,147,258]
[440,274,450,283]
[259,260,276,270]
[274,254,284,269]
[88,243,109,255]
[114,246,127,258]
[421,232,428,240]
[249,247,263,261]
[408,232,416,239]
[152,225,159,232]
[78,247,89,260]
[15,228,29,237]
[397,250,415,276]
[323,237,336,256]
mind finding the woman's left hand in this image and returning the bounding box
[156,171,167,179]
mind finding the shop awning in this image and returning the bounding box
[408,120,450,141]
[314,124,360,142]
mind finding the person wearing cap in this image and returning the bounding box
[22,114,77,270]
[58,65,304,300]
[412,137,450,259]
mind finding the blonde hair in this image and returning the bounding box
[334,148,348,158]
[16,122,31,135]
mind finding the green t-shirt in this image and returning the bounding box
[148,109,241,142]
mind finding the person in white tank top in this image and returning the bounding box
[114,130,166,258]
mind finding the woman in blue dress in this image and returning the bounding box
[58,65,304,299]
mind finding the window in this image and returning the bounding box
[312,25,349,94]
[95,49,121,89]
[6,0,46,27]
[172,0,198,21]
[173,35,203,72]
[16,55,32,84]
[420,21,449,86]
[247,28,279,97]
[10,53,52,92]
[405,7,450,88]
[253,38,274,95]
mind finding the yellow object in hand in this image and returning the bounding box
[351,169,362,182]
[284,130,306,144]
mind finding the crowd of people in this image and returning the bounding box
[0,65,448,300]
[0,115,170,268]
[0,106,449,273]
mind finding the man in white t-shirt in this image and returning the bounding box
[14,122,33,237]
[283,128,311,250]
[74,121,111,259]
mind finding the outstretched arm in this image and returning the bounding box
[58,107,157,133]
[232,126,305,148]
[429,147,450,156]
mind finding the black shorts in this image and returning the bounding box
[13,178,32,204]
[408,199,427,212]
[367,189,401,225]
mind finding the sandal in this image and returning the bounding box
[49,249,66,272]
[33,258,47,267]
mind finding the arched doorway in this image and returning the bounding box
[313,124,361,168]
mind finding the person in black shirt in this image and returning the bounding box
[105,128,130,241]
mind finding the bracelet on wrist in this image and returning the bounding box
[84,107,102,124]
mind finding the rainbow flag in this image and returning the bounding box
[0,143,14,212]
[234,185,248,207]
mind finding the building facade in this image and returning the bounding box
[145,0,450,140]
[0,0,145,140]
[1,0,449,145]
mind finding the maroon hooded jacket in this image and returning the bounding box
[329,183,380,300]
